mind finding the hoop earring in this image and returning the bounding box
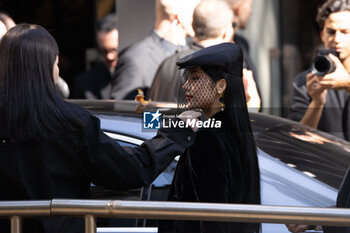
[219,97,225,111]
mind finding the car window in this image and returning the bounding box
[256,124,350,189]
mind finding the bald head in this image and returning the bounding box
[192,0,234,41]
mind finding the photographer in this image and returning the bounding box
[289,0,350,141]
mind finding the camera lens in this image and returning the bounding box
[314,56,331,73]
[311,55,335,76]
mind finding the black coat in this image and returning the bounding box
[0,102,195,233]
[158,111,257,233]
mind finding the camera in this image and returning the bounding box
[310,49,339,76]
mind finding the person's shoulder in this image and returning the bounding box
[178,46,200,57]
[63,101,95,123]
[120,33,156,57]
[160,42,201,65]
[114,44,143,75]
[117,39,153,72]
[160,48,195,66]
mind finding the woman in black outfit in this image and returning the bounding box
[158,43,261,233]
[0,24,195,233]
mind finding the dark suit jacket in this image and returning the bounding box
[110,31,177,100]
[73,62,112,99]
[147,42,203,102]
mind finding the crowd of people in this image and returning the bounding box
[67,0,261,110]
[1,0,350,232]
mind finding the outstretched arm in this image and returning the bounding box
[83,115,195,190]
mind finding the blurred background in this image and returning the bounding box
[0,0,327,117]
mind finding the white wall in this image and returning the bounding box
[242,0,280,114]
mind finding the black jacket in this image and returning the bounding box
[0,102,195,233]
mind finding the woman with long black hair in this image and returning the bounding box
[0,24,196,233]
[158,42,261,233]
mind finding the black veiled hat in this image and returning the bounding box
[176,42,243,77]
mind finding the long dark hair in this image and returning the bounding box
[0,24,82,141]
[202,67,261,233]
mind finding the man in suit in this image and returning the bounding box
[73,14,118,99]
[110,0,200,100]
[147,0,260,110]
[147,0,234,102]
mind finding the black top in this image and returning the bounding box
[0,102,195,233]
[158,111,256,233]
[73,62,112,99]
[289,70,350,140]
